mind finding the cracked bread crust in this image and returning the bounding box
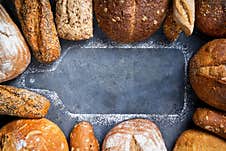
[56,0,93,40]
[189,39,226,111]
[102,119,167,151]
[94,0,168,43]
[14,0,61,64]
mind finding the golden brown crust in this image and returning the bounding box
[196,0,226,37]
[70,121,99,151]
[193,108,226,139]
[0,4,30,83]
[189,39,226,111]
[173,129,226,151]
[102,119,167,151]
[14,0,61,64]
[0,85,50,118]
[163,8,182,41]
[94,0,168,43]
[0,118,69,151]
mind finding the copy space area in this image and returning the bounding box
[26,48,185,114]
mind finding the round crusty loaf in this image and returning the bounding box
[0,4,30,83]
[193,108,226,139]
[94,0,168,43]
[196,0,226,37]
[189,39,226,111]
[0,118,69,151]
[102,118,167,151]
[173,129,226,151]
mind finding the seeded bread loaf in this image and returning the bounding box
[102,119,167,151]
[189,39,226,111]
[0,85,50,118]
[193,108,226,139]
[56,0,93,40]
[14,0,61,64]
[0,118,69,151]
[0,4,30,83]
[94,0,168,43]
[196,0,226,37]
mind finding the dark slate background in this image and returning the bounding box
[0,0,215,150]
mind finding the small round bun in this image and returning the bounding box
[0,118,69,151]
[196,0,226,37]
[102,118,167,151]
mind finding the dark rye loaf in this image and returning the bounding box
[94,0,168,43]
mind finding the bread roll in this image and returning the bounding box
[189,39,226,111]
[173,0,195,36]
[0,118,69,151]
[56,0,93,40]
[94,0,168,43]
[173,129,226,151]
[70,121,99,151]
[0,4,30,83]
[0,85,50,118]
[193,108,226,139]
[14,0,61,64]
[102,119,167,151]
[196,0,226,37]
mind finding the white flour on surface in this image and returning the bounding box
[13,39,193,126]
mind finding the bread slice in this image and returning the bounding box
[56,0,93,40]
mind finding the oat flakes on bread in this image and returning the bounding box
[94,0,168,43]
[193,108,226,139]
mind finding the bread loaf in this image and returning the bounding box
[196,0,226,37]
[173,0,195,36]
[0,118,69,151]
[94,0,168,43]
[0,85,50,118]
[14,0,61,64]
[173,129,226,151]
[189,39,226,111]
[193,108,226,139]
[0,4,30,83]
[70,121,99,151]
[56,0,93,40]
[102,119,167,151]
[163,8,182,41]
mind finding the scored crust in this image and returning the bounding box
[102,119,167,151]
[94,0,168,43]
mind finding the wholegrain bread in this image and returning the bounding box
[189,39,226,111]
[56,0,93,40]
[196,0,226,37]
[0,118,69,151]
[193,108,226,139]
[102,119,167,151]
[0,4,30,83]
[14,0,61,64]
[0,85,50,118]
[94,0,168,43]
